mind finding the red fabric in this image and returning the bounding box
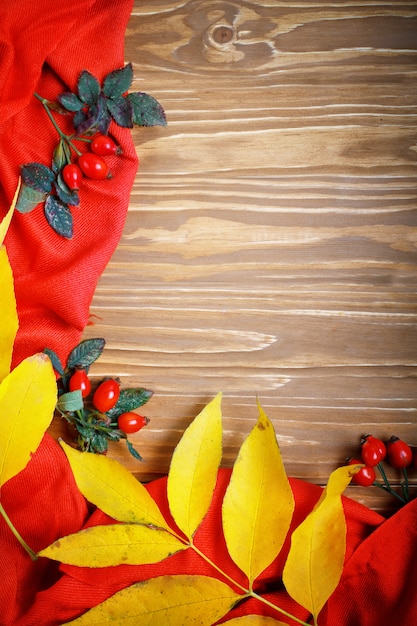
[0,0,137,368]
[1,434,417,626]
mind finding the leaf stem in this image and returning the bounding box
[34,93,82,156]
[0,500,38,561]
[250,591,311,626]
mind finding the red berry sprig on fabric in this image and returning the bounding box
[45,338,153,459]
[346,434,415,505]
[16,63,166,238]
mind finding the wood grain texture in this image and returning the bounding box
[54,1,417,514]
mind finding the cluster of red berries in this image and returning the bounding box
[62,134,121,190]
[69,370,148,435]
[347,434,416,504]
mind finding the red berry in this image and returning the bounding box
[117,412,149,434]
[69,369,91,398]
[62,163,82,190]
[360,439,385,467]
[348,458,376,487]
[78,152,110,179]
[93,379,120,413]
[90,134,121,156]
[386,436,413,469]
[361,435,386,460]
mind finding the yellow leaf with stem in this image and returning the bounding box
[0,178,20,246]
[282,464,362,625]
[222,401,295,587]
[167,392,222,539]
[39,523,187,566]
[63,575,242,625]
[222,617,289,626]
[60,440,170,529]
[0,353,57,488]
[0,246,18,382]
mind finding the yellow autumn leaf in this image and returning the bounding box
[282,464,361,624]
[0,178,20,245]
[39,523,187,566]
[222,617,288,626]
[64,574,242,625]
[60,440,170,528]
[222,401,295,586]
[0,353,57,487]
[0,246,19,382]
[167,392,222,539]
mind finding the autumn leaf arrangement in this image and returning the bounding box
[1,194,361,626]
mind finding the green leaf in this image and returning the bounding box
[126,438,143,461]
[128,92,167,127]
[107,387,153,419]
[52,140,71,173]
[43,348,64,376]
[15,184,46,214]
[106,96,133,128]
[58,92,84,112]
[63,575,241,625]
[77,70,100,105]
[67,338,105,370]
[57,390,83,413]
[44,195,73,239]
[20,163,55,193]
[55,177,79,207]
[103,63,133,99]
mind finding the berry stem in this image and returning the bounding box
[0,500,38,561]
[401,468,409,502]
[34,92,82,156]
[373,481,406,504]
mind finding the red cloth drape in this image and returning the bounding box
[1,2,417,626]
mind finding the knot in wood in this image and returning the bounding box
[204,22,244,63]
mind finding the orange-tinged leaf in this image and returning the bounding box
[222,401,294,585]
[63,574,242,625]
[222,617,288,626]
[39,523,187,566]
[282,464,361,622]
[167,392,222,538]
[0,353,56,488]
[0,178,20,245]
[60,440,169,528]
[0,246,18,382]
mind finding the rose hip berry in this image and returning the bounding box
[386,436,413,469]
[69,369,91,398]
[78,152,110,179]
[93,379,120,413]
[348,458,376,487]
[90,134,121,156]
[117,412,149,434]
[62,163,83,190]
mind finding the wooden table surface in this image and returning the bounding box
[67,1,417,515]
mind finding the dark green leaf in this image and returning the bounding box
[73,108,87,130]
[58,92,84,112]
[126,438,143,461]
[106,96,133,128]
[57,390,84,413]
[44,195,73,239]
[43,348,65,376]
[67,338,106,370]
[128,92,167,127]
[103,63,133,99]
[15,184,46,214]
[107,387,153,419]
[52,140,71,173]
[90,432,109,454]
[21,162,55,193]
[56,172,80,206]
[77,70,100,105]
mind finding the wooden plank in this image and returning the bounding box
[51,1,417,516]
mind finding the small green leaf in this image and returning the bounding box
[126,438,143,461]
[15,184,45,214]
[44,195,73,239]
[128,92,167,127]
[103,63,133,99]
[67,338,106,370]
[52,140,71,173]
[43,348,64,376]
[58,92,84,112]
[21,163,55,193]
[57,390,83,413]
[77,70,100,105]
[106,96,133,128]
[107,387,153,419]
[55,173,80,206]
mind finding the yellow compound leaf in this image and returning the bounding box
[282,464,361,623]
[222,401,295,585]
[0,353,57,488]
[0,246,18,382]
[0,178,20,246]
[167,392,222,538]
[222,617,288,626]
[39,523,187,567]
[64,574,242,625]
[60,440,169,528]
